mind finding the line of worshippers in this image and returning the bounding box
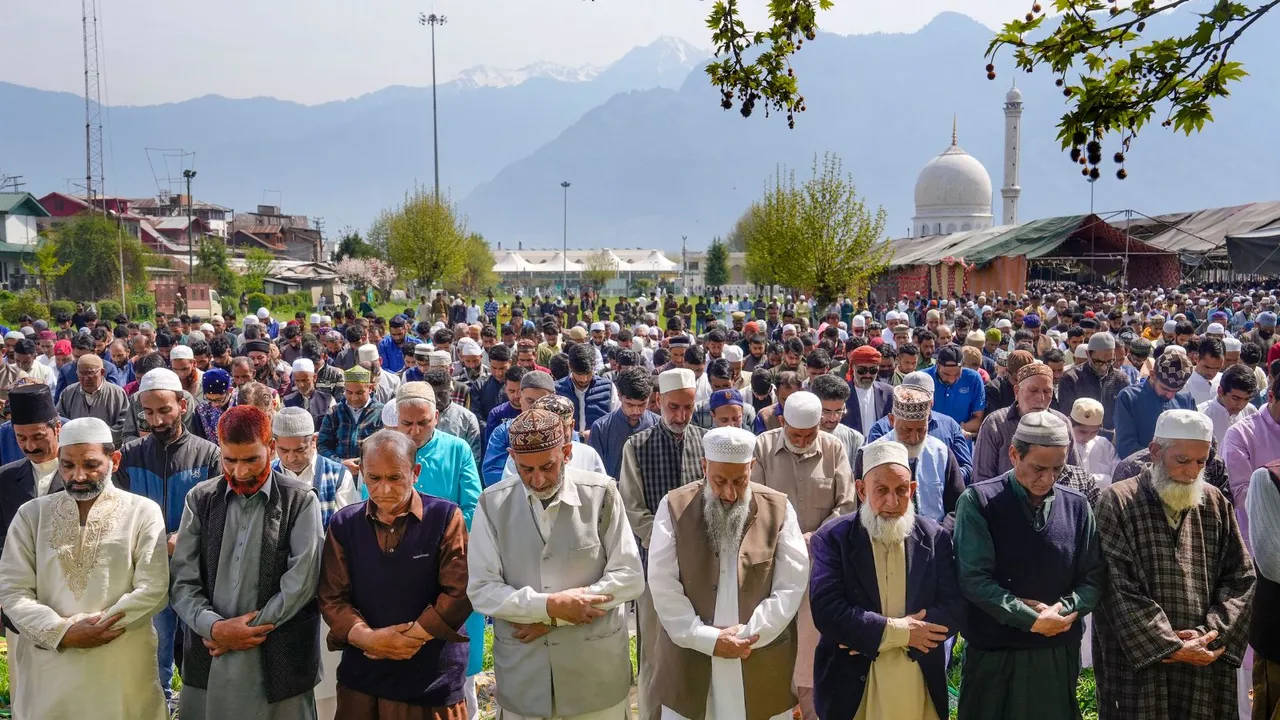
[0,311,1269,712]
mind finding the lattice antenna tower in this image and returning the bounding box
[82,0,106,209]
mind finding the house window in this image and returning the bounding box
[687,261,699,271]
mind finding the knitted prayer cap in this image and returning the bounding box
[272,407,315,438]
[1016,361,1053,384]
[509,409,566,454]
[1013,410,1070,447]
[532,394,575,423]
[1070,398,1104,426]
[892,384,932,422]
[1155,351,1193,391]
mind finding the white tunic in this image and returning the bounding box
[648,495,810,720]
[0,482,169,720]
[1185,370,1217,406]
[1072,436,1119,489]
[1199,397,1259,448]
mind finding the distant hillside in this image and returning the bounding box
[0,37,707,230]
[460,11,1280,250]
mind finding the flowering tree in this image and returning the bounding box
[335,257,398,303]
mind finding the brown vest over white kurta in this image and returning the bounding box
[651,482,797,720]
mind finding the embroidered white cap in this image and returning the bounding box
[1154,409,1213,442]
[781,391,821,429]
[722,345,744,363]
[703,427,756,464]
[291,358,315,374]
[169,345,194,361]
[658,369,696,394]
[139,368,183,394]
[357,344,379,363]
[862,441,910,474]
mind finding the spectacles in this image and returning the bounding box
[854,366,879,375]
[821,407,847,419]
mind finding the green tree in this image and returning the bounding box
[330,228,380,262]
[194,237,240,297]
[242,248,276,294]
[454,233,497,294]
[385,188,468,291]
[49,215,149,299]
[987,0,1269,177]
[704,238,730,289]
[741,153,889,306]
[582,249,619,291]
[22,238,70,303]
[724,209,756,253]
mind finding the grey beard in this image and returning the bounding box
[1150,461,1205,512]
[859,499,916,544]
[662,416,688,436]
[782,434,815,456]
[66,480,106,502]
[531,463,566,502]
[702,482,752,548]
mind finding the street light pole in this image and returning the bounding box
[419,13,447,202]
[561,181,571,292]
[183,169,197,282]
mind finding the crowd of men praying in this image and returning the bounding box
[0,284,1275,720]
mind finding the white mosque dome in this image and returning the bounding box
[914,144,993,212]
[1006,86,1023,104]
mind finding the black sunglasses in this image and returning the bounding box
[854,366,879,375]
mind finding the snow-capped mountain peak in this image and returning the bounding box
[454,61,603,90]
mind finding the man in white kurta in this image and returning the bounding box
[648,426,810,720]
[0,417,169,719]
[1069,398,1118,491]
[1198,364,1259,447]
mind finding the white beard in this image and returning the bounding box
[702,482,752,548]
[903,441,924,460]
[859,501,915,544]
[1150,461,1205,513]
[530,464,565,502]
[782,434,814,456]
[662,416,688,436]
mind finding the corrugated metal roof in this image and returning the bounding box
[0,193,50,217]
[1137,201,1280,253]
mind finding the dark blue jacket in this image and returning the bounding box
[810,513,965,720]
[555,375,612,434]
[841,380,894,437]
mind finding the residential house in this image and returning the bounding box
[130,194,231,238]
[36,191,188,256]
[230,205,322,262]
[0,193,49,290]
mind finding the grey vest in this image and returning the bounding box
[181,473,321,704]
[479,468,632,717]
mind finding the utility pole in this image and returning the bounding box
[184,169,197,282]
[418,13,447,202]
[561,181,571,292]
[681,235,688,294]
[312,216,325,263]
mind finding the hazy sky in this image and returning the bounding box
[3,0,1033,106]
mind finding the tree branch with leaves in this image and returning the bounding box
[987,0,1270,179]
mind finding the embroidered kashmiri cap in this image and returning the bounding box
[60,417,114,446]
[1070,398,1104,426]
[702,426,756,464]
[1154,409,1213,442]
[1016,361,1053,384]
[1013,410,1071,447]
[532,394,575,423]
[892,384,932,422]
[509,409,566,454]
[1154,351,1193,391]
[862,441,910,474]
[343,365,372,383]
[202,368,231,395]
[272,407,315,438]
[428,351,452,368]
[709,389,744,411]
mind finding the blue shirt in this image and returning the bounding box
[376,335,406,373]
[1113,381,1197,459]
[923,366,986,426]
[866,412,973,485]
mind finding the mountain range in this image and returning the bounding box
[1,12,1279,251]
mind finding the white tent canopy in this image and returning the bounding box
[526,252,584,273]
[492,251,534,272]
[627,250,679,272]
